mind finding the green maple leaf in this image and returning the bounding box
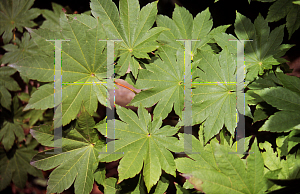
[1,32,39,65]
[30,107,105,194]
[129,47,186,120]
[191,47,239,143]
[0,0,40,44]
[254,76,300,132]
[156,6,219,56]
[176,135,267,194]
[9,13,109,126]
[1,31,39,84]
[0,140,43,191]
[95,104,182,192]
[0,66,20,111]
[214,13,292,81]
[91,0,168,77]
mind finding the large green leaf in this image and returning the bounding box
[191,48,238,142]
[95,104,182,192]
[129,47,185,120]
[9,13,109,126]
[0,0,40,44]
[91,0,168,77]
[156,6,216,56]
[30,107,105,194]
[215,13,291,81]
[254,87,300,132]
[0,140,43,191]
[176,135,267,194]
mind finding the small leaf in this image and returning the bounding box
[0,0,40,43]
[0,121,25,151]
[0,140,43,190]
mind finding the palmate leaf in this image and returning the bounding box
[214,13,291,81]
[156,6,218,56]
[0,140,43,191]
[191,47,238,143]
[0,0,40,44]
[91,0,168,77]
[95,104,182,192]
[9,13,109,126]
[30,107,105,194]
[129,47,185,120]
[1,32,39,65]
[176,135,267,194]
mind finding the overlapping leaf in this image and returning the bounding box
[91,0,168,77]
[0,121,24,151]
[95,104,182,192]
[30,107,105,194]
[9,13,109,126]
[259,141,300,192]
[254,76,300,132]
[213,13,292,81]
[176,135,267,194]
[0,0,40,44]
[191,48,238,143]
[1,32,39,64]
[257,0,300,39]
[40,2,64,31]
[0,140,43,191]
[129,47,186,120]
[156,6,219,56]
[0,66,20,110]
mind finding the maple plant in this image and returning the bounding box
[1,0,300,193]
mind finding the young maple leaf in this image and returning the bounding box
[30,107,105,194]
[214,13,292,82]
[0,140,43,191]
[0,0,40,44]
[176,135,268,194]
[191,47,240,143]
[90,0,169,77]
[9,13,109,126]
[95,104,183,192]
[156,6,217,56]
[128,46,187,121]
